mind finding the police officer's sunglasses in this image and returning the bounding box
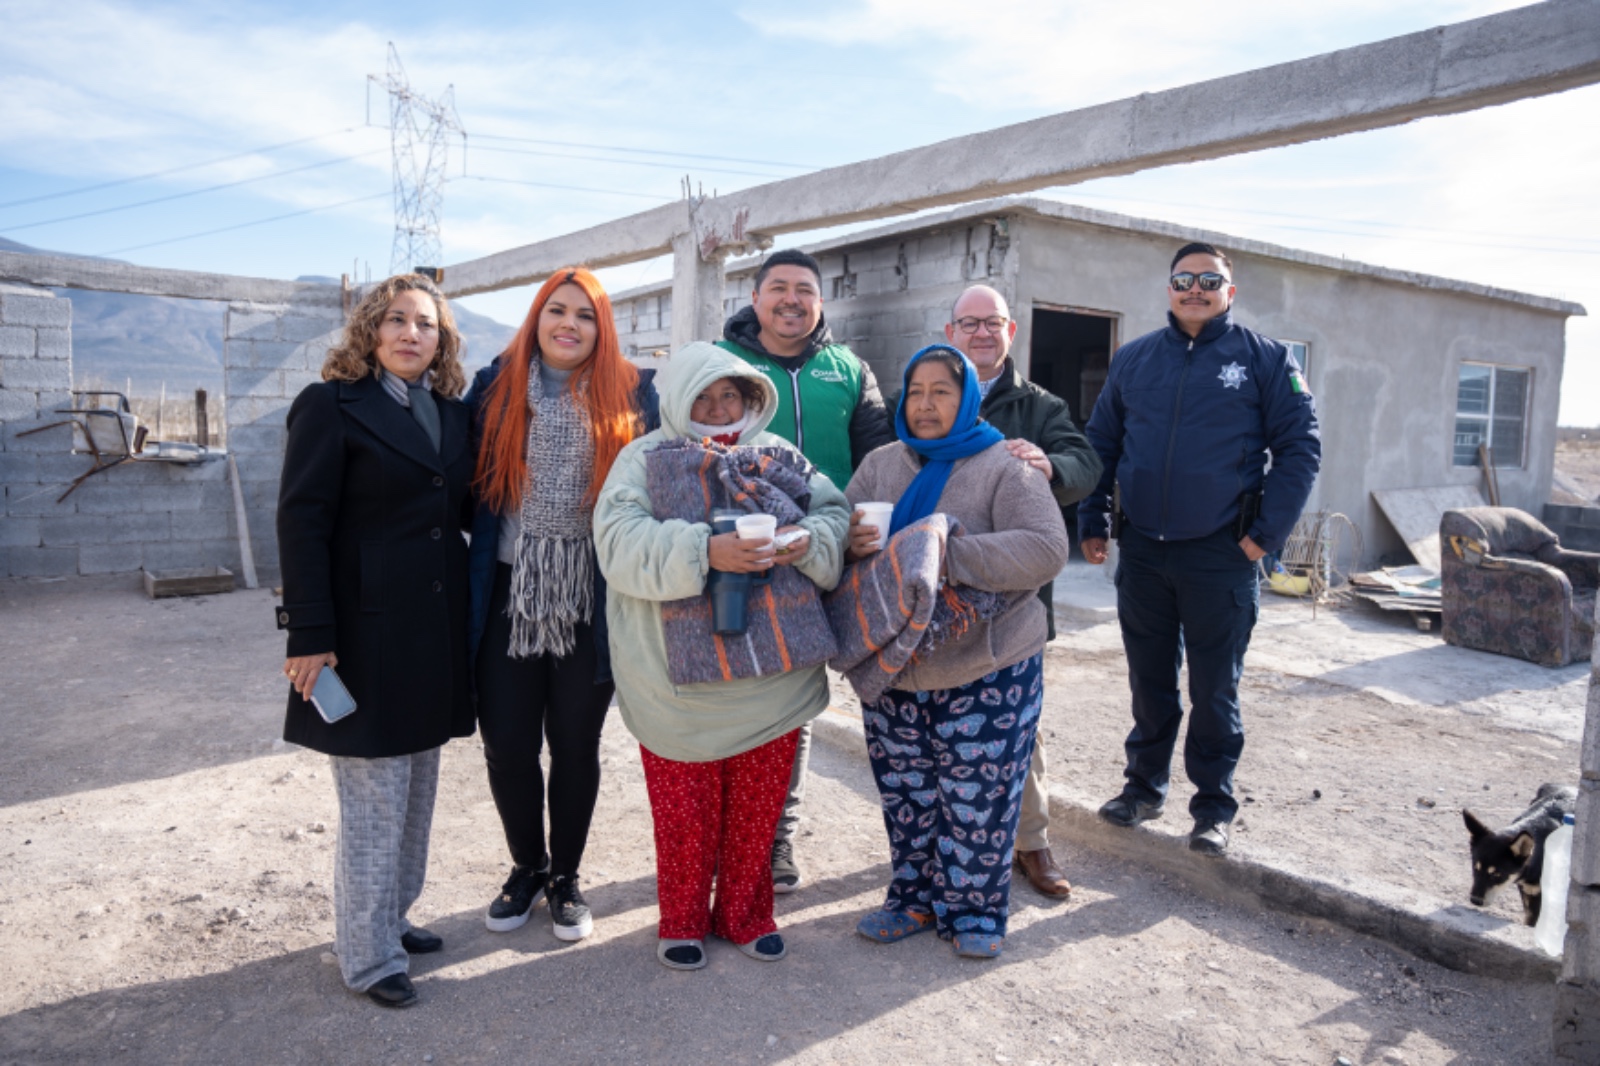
[1169,271,1230,292]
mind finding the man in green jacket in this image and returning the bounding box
[945,283,1102,901]
[717,248,895,894]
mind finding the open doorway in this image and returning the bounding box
[1028,306,1117,554]
[1027,306,1116,425]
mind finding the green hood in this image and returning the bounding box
[655,341,780,442]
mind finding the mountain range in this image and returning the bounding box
[0,238,516,397]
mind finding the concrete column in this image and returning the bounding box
[669,231,729,352]
[1554,605,1600,1061]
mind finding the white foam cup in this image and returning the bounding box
[735,513,778,542]
[857,502,894,549]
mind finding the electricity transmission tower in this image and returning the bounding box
[368,43,466,275]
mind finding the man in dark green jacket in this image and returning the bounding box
[717,248,895,895]
[717,249,894,492]
[946,283,1102,901]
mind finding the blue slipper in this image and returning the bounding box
[657,938,706,970]
[856,909,935,944]
[737,933,786,961]
[952,931,1004,958]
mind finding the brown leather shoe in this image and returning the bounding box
[1014,847,1072,899]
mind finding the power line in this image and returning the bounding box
[2,150,388,234]
[97,192,390,256]
[472,132,812,171]
[471,143,795,181]
[452,174,673,202]
[0,127,373,212]
[1060,190,1600,254]
[1154,210,1600,256]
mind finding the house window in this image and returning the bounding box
[1453,363,1529,468]
[1280,340,1310,380]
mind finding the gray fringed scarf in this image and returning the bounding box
[505,360,595,658]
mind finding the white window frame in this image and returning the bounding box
[1452,362,1530,469]
[1278,339,1310,382]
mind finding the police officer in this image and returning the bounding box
[1079,242,1320,856]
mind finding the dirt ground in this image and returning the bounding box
[1552,438,1600,503]
[0,575,1574,1064]
[1033,605,1584,927]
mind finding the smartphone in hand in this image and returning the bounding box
[310,666,357,724]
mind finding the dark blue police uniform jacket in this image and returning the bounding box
[1077,310,1320,552]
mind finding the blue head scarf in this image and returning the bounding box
[889,344,1004,536]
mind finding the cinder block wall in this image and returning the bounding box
[0,283,340,584]
[1556,629,1600,1060]
[1,283,77,576]
[220,294,343,586]
[1544,504,1600,553]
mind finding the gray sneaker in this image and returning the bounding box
[1189,820,1231,857]
[771,839,801,894]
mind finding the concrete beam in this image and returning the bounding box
[443,203,686,299]
[444,0,1600,296]
[0,251,338,306]
[697,0,1600,241]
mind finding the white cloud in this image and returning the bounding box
[739,1,1533,109]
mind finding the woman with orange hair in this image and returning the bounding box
[464,268,658,943]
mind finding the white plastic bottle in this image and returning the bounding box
[1534,812,1576,957]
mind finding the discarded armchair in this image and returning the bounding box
[1440,506,1599,666]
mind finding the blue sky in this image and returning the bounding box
[3,1,1597,419]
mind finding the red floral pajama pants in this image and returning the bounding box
[640,730,799,945]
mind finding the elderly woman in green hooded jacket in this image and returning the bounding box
[593,340,849,972]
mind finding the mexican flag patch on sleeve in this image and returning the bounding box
[1289,371,1307,395]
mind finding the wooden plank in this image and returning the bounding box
[144,567,235,598]
[1372,486,1487,571]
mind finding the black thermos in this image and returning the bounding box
[706,509,769,635]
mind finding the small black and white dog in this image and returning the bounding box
[1463,782,1577,925]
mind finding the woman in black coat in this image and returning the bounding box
[276,272,474,1009]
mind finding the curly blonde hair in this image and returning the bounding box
[321,273,466,398]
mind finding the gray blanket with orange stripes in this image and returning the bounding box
[645,437,838,686]
[823,514,1009,704]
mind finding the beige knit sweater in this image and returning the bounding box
[845,440,1071,692]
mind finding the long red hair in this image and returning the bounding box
[474,267,641,512]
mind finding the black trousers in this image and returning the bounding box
[1114,525,1259,823]
[477,563,614,877]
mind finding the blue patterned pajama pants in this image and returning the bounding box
[864,653,1043,939]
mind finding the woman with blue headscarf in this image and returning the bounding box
[842,344,1071,959]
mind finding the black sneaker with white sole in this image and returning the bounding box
[485,862,549,933]
[1097,793,1165,828]
[547,873,593,942]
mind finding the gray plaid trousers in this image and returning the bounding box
[330,747,440,991]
